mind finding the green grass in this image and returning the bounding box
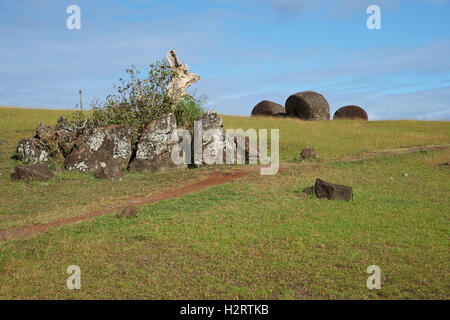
[0,150,448,299]
[224,115,450,162]
[0,107,449,299]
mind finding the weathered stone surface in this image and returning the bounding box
[273,113,289,118]
[119,206,138,218]
[11,163,54,181]
[35,122,54,141]
[166,50,200,106]
[54,129,78,157]
[129,113,185,172]
[251,100,285,117]
[224,134,258,164]
[65,124,133,172]
[15,121,79,164]
[198,111,225,165]
[300,147,318,159]
[333,105,368,120]
[314,179,353,201]
[285,91,330,120]
[16,138,49,164]
[94,164,124,180]
[55,116,91,135]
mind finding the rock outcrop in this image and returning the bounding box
[251,100,285,117]
[65,124,133,172]
[16,120,79,164]
[285,91,330,120]
[129,113,185,172]
[333,105,368,120]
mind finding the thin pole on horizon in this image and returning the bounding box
[79,89,83,112]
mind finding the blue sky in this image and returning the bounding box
[0,0,449,120]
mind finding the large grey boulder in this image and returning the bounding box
[251,100,285,117]
[285,91,330,120]
[196,111,225,165]
[65,124,133,172]
[129,113,185,172]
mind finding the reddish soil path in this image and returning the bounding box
[0,171,249,241]
[1,143,448,242]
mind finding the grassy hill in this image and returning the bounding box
[0,106,449,299]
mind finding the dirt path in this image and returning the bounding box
[1,143,448,242]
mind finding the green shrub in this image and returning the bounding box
[82,58,206,143]
[174,94,206,129]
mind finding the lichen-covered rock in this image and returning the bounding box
[11,163,54,181]
[251,100,285,117]
[65,124,133,172]
[198,111,225,165]
[16,138,49,164]
[15,121,79,164]
[285,91,330,120]
[129,113,185,172]
[333,105,368,120]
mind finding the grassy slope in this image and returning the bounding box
[0,107,449,299]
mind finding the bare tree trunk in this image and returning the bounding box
[166,50,200,109]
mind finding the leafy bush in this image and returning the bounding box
[174,94,207,129]
[86,59,206,142]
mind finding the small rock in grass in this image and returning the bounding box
[119,206,138,218]
[303,179,353,201]
[314,179,353,201]
[403,173,408,177]
[300,147,318,159]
